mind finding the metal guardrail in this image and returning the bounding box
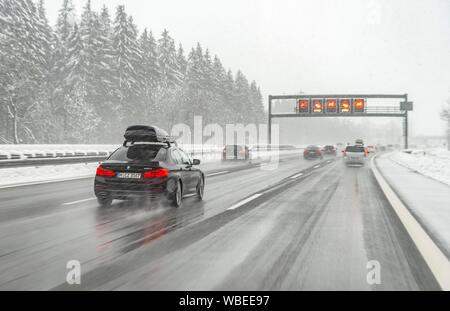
[0,145,304,169]
[0,156,107,168]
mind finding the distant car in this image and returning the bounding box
[222,145,249,161]
[303,145,323,160]
[367,145,376,153]
[343,145,367,166]
[322,145,337,156]
[94,125,205,208]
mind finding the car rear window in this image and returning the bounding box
[345,146,365,152]
[108,145,167,162]
[307,146,318,150]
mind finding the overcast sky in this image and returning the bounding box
[45,0,450,136]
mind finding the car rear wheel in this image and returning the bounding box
[97,196,112,208]
[170,180,182,208]
[196,177,204,201]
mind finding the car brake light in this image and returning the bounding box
[143,168,169,178]
[96,166,115,177]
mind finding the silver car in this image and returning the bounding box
[343,145,367,165]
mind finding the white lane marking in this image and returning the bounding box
[62,197,96,206]
[313,165,320,169]
[371,156,450,290]
[227,193,262,210]
[206,170,229,177]
[290,172,304,179]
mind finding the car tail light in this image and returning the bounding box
[143,168,169,178]
[96,166,116,177]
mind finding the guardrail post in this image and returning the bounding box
[404,94,409,149]
[268,95,272,149]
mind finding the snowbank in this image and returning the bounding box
[0,162,99,187]
[390,149,450,186]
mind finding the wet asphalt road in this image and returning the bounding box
[0,153,440,290]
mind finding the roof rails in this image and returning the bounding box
[123,125,177,147]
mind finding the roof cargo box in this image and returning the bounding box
[124,125,171,144]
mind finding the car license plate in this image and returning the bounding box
[117,172,141,179]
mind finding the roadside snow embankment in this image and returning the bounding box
[0,162,99,187]
[390,149,450,187]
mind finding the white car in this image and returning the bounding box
[343,145,367,166]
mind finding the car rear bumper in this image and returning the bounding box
[304,154,322,158]
[94,177,167,200]
[344,157,366,164]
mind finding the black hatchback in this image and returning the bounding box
[94,143,204,208]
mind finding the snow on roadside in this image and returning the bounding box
[0,162,99,187]
[0,148,301,187]
[390,149,450,186]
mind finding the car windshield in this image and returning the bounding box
[345,146,365,152]
[108,145,167,162]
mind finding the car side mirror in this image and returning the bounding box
[192,159,201,165]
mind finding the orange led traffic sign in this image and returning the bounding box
[326,99,337,113]
[312,99,323,113]
[297,99,310,113]
[353,98,365,112]
[339,99,351,113]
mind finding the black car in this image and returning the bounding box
[303,145,323,160]
[94,125,204,208]
[322,145,337,156]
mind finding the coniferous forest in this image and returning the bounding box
[0,0,266,144]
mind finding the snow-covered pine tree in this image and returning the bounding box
[157,29,182,89]
[249,81,266,124]
[182,43,205,126]
[52,0,76,140]
[62,23,100,142]
[222,69,236,124]
[177,44,188,81]
[0,0,51,143]
[233,70,252,124]
[92,5,119,141]
[112,6,143,127]
[153,29,183,128]
[211,55,228,125]
[138,28,160,123]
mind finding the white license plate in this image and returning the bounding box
[117,172,142,179]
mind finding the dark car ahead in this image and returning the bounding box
[94,126,204,208]
[322,145,337,156]
[222,145,250,161]
[303,145,323,160]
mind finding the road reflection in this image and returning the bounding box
[94,198,205,261]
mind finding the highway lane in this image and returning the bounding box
[56,156,439,291]
[0,153,439,290]
[0,151,322,290]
